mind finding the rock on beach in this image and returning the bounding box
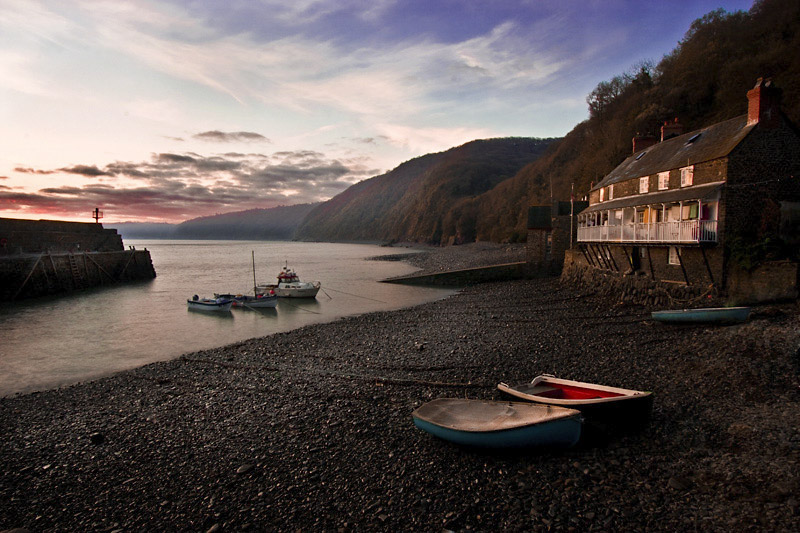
[0,244,798,531]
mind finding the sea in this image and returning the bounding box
[0,240,455,397]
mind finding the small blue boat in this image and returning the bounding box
[187,295,233,312]
[651,306,750,324]
[412,398,582,448]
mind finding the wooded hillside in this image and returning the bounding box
[294,138,556,243]
[471,0,800,241]
[294,0,799,244]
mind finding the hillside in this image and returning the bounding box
[295,0,800,244]
[112,203,319,240]
[471,0,800,240]
[294,138,556,243]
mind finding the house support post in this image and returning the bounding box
[699,245,715,287]
[676,247,690,285]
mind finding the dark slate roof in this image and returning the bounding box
[582,181,724,214]
[592,115,755,191]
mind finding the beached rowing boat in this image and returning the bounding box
[411,398,581,448]
[651,306,750,324]
[497,375,653,429]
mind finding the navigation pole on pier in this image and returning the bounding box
[92,207,103,224]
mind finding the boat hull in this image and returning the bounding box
[257,283,320,298]
[651,306,750,324]
[217,293,278,308]
[187,298,233,312]
[497,376,653,433]
[412,399,581,449]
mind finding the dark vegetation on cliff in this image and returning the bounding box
[293,138,556,243]
[295,0,800,244]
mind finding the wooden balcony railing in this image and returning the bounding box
[577,220,718,244]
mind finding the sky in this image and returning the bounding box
[0,0,755,224]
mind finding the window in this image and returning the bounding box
[609,184,614,200]
[599,187,605,202]
[680,165,694,187]
[637,210,646,224]
[658,171,670,190]
[639,177,649,194]
[668,246,680,265]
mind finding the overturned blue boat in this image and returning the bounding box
[412,398,581,449]
[651,306,750,324]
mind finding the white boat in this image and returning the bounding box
[187,295,232,312]
[257,263,321,298]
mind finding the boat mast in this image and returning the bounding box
[252,250,258,297]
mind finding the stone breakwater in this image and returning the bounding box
[1,268,799,530]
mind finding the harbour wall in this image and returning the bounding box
[0,217,123,254]
[0,250,156,300]
[0,217,156,300]
[382,261,530,286]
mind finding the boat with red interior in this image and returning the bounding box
[497,375,653,429]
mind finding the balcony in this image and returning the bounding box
[577,220,718,244]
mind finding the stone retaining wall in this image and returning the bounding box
[560,249,718,307]
[382,261,528,286]
[0,250,156,301]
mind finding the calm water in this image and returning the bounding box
[0,241,454,397]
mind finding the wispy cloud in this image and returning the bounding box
[193,131,270,143]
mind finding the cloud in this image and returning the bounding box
[58,165,111,177]
[14,167,56,175]
[0,147,374,222]
[193,131,271,143]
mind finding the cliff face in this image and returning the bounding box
[294,138,556,244]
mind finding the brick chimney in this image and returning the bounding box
[661,118,683,141]
[747,77,782,128]
[632,134,656,154]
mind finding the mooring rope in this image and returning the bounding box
[321,285,387,303]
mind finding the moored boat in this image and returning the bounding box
[411,398,581,448]
[257,263,321,298]
[651,306,750,324]
[497,375,653,430]
[187,295,233,312]
[215,292,278,309]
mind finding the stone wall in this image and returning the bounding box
[562,249,797,306]
[0,250,156,300]
[0,218,123,254]
[561,249,719,307]
[383,262,528,286]
[726,260,799,305]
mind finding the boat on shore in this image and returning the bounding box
[651,306,750,324]
[497,375,653,430]
[187,295,233,312]
[411,398,582,448]
[257,263,321,298]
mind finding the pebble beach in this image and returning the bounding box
[1,244,799,532]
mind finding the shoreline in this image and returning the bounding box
[1,250,799,530]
